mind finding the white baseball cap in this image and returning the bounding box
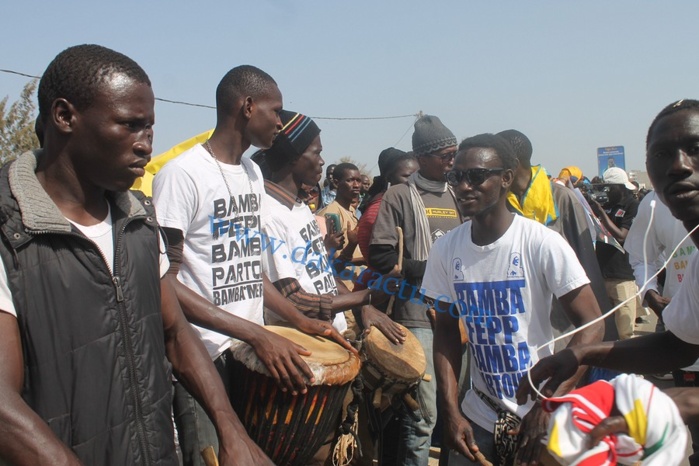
[603,167,636,190]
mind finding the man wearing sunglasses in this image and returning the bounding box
[423,133,603,466]
[370,114,465,465]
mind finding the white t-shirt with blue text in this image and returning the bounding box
[422,214,589,432]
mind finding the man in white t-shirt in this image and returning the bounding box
[251,110,405,343]
[424,133,603,466]
[518,100,699,465]
[251,109,406,465]
[625,190,696,317]
[0,45,271,466]
[153,67,353,466]
[625,194,699,463]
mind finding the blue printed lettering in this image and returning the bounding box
[484,317,502,344]
[501,373,515,398]
[502,345,518,372]
[502,316,518,344]
[483,345,503,373]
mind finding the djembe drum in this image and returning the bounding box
[361,323,427,410]
[227,326,361,466]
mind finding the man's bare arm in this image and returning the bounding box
[0,312,81,465]
[334,279,406,344]
[515,284,604,464]
[516,325,699,405]
[556,284,605,393]
[160,276,272,466]
[433,301,480,461]
[163,226,315,392]
[262,276,357,353]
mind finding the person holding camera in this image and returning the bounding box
[590,167,642,340]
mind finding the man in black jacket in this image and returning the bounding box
[0,44,271,466]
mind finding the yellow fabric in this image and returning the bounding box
[558,165,582,181]
[130,129,214,196]
[623,398,649,446]
[507,165,558,225]
[548,421,563,458]
[130,171,156,196]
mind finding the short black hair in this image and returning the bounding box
[457,134,518,171]
[38,44,150,122]
[497,129,532,168]
[365,152,417,201]
[646,99,699,148]
[326,164,337,176]
[215,65,277,117]
[333,163,359,181]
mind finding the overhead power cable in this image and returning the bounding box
[154,97,215,109]
[1,68,418,121]
[0,69,39,79]
[311,113,417,121]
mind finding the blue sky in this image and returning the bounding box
[2,1,698,180]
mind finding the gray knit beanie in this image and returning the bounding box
[412,115,457,156]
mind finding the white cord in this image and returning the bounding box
[526,200,699,401]
[641,199,657,296]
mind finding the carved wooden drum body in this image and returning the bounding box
[228,326,360,466]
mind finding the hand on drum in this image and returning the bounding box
[250,327,315,394]
[295,315,359,355]
[510,403,550,466]
[360,305,406,344]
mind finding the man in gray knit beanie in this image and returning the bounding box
[412,114,458,157]
[369,115,465,465]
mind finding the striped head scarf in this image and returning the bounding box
[252,110,321,175]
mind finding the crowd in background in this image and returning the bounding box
[4,43,699,466]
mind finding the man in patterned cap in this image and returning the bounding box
[252,110,405,343]
[252,109,406,465]
[370,114,466,465]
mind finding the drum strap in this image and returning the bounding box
[332,378,364,466]
[474,387,521,466]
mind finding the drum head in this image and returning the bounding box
[364,323,426,381]
[228,325,360,386]
[269,326,349,365]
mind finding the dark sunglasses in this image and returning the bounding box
[446,168,505,187]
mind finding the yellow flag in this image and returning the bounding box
[131,129,214,196]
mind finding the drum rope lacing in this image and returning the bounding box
[332,363,365,466]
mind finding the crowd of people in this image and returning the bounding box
[1,42,699,466]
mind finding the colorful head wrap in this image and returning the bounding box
[252,110,320,175]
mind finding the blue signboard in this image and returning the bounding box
[597,146,625,177]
